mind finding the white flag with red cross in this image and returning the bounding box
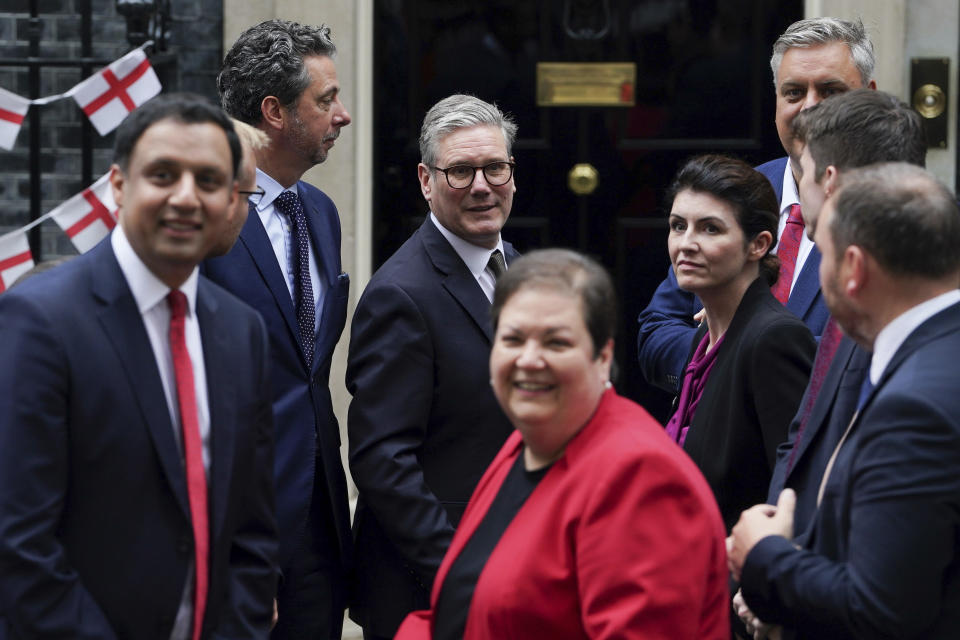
[0,230,35,292]
[70,48,162,136]
[0,86,30,151]
[49,172,119,253]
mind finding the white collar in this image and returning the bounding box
[255,168,297,213]
[430,212,505,279]
[111,225,199,316]
[870,290,960,384]
[780,158,800,215]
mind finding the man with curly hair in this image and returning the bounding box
[205,19,352,640]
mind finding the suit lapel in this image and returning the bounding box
[787,246,821,322]
[787,338,860,471]
[420,220,495,342]
[861,302,960,416]
[89,241,190,519]
[237,202,301,352]
[196,280,235,537]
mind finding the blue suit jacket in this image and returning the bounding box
[742,302,960,639]
[0,239,277,639]
[346,219,517,637]
[766,336,870,535]
[203,181,352,576]
[637,157,829,392]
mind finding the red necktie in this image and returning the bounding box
[772,204,805,304]
[168,290,208,640]
[784,316,843,474]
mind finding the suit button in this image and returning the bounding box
[177,535,191,554]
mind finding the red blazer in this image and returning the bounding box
[396,390,729,639]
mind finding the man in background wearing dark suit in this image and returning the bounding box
[729,163,960,639]
[732,88,926,637]
[205,19,352,640]
[0,94,277,639]
[346,94,519,640]
[637,17,876,393]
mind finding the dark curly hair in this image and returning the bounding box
[218,20,336,125]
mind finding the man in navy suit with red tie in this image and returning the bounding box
[637,17,876,392]
[205,19,353,640]
[0,94,277,638]
[728,163,960,639]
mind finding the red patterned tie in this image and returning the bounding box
[168,290,208,640]
[772,204,805,304]
[784,316,843,474]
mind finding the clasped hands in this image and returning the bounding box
[726,489,796,640]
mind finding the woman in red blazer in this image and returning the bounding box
[396,249,729,639]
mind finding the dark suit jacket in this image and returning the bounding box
[203,181,352,578]
[766,336,870,535]
[0,239,277,639]
[680,278,815,531]
[346,219,517,637]
[742,301,960,639]
[637,156,828,392]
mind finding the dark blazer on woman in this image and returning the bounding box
[679,277,815,530]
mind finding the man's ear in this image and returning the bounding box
[418,163,432,202]
[109,164,125,210]
[260,96,285,132]
[843,245,868,298]
[822,165,839,198]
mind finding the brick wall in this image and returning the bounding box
[0,0,223,259]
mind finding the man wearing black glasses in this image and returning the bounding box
[346,94,520,640]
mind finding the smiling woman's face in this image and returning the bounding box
[489,287,612,466]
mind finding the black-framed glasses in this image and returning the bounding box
[239,186,266,198]
[431,161,515,189]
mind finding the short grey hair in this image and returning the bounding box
[419,94,518,167]
[219,20,336,125]
[770,17,874,87]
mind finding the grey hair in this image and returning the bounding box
[831,163,960,279]
[219,20,336,125]
[770,17,874,87]
[419,94,518,167]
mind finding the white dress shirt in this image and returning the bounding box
[869,290,960,385]
[111,226,209,640]
[255,168,325,331]
[430,212,506,303]
[776,158,815,295]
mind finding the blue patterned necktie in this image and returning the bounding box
[275,190,315,368]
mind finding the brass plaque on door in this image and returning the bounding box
[537,62,635,107]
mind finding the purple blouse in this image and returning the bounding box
[665,331,726,447]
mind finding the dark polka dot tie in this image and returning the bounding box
[275,190,315,369]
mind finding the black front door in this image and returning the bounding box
[373,0,802,420]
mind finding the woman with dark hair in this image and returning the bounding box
[664,154,815,531]
[395,249,730,639]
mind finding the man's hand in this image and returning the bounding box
[727,489,796,581]
[733,589,780,639]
